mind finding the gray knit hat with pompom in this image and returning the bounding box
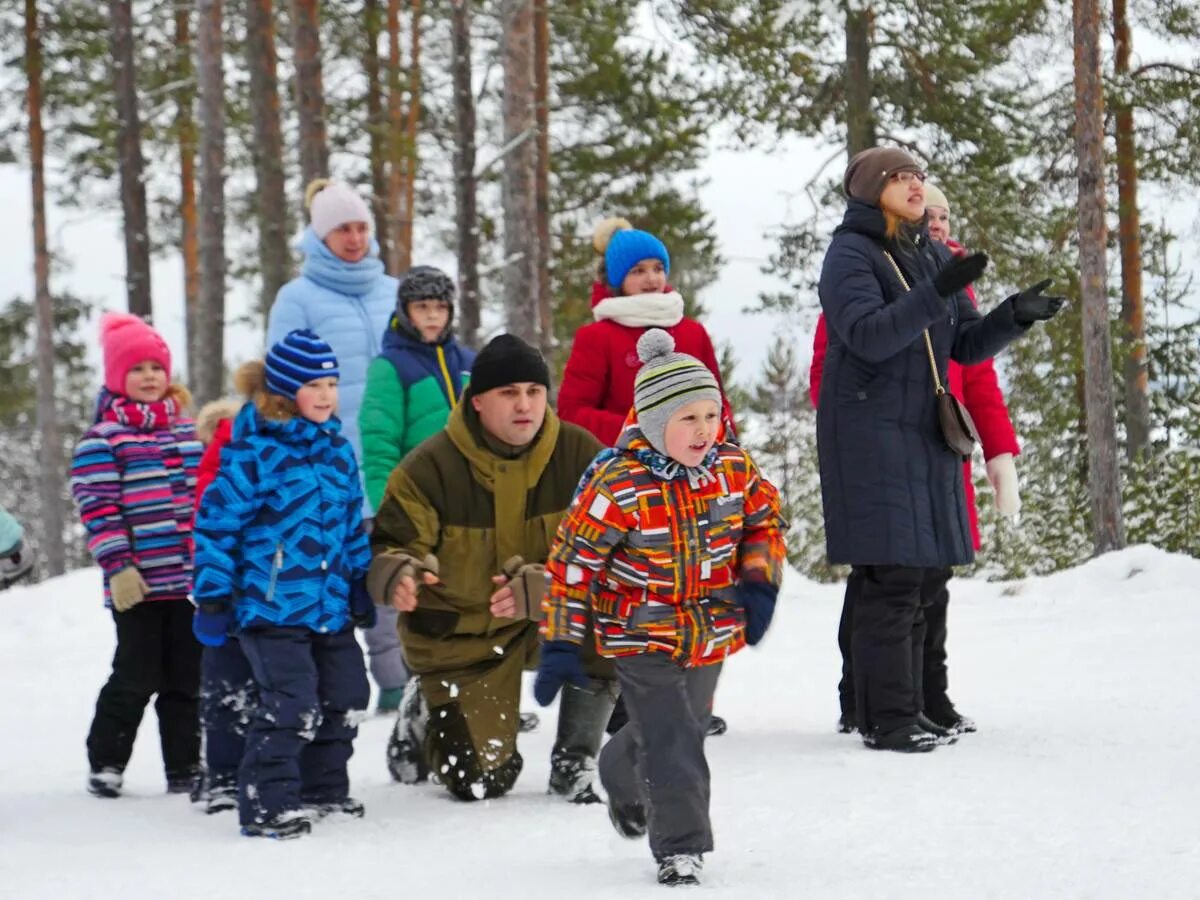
[632,328,721,456]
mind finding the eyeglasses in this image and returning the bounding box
[889,171,927,185]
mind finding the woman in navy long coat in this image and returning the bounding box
[816,146,1064,752]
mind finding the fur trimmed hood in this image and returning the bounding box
[195,398,242,446]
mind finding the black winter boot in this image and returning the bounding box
[386,677,429,784]
[87,767,123,798]
[862,724,940,753]
[916,712,958,745]
[925,703,977,734]
[241,810,312,840]
[311,797,366,819]
[657,854,703,886]
[549,752,602,805]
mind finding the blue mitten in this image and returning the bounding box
[534,641,588,707]
[192,601,233,648]
[738,581,778,646]
[350,577,377,630]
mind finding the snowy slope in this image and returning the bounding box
[1,546,1197,898]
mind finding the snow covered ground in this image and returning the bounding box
[1,545,1197,898]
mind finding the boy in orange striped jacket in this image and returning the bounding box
[535,329,787,888]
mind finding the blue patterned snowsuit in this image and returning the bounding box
[193,403,372,827]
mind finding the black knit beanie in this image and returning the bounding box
[466,334,551,398]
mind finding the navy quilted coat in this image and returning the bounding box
[816,200,1028,567]
[193,403,372,633]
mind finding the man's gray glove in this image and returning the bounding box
[367,551,440,612]
[499,555,548,622]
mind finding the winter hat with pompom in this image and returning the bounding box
[305,179,373,240]
[633,328,720,455]
[100,312,172,395]
[265,329,340,400]
[605,228,670,290]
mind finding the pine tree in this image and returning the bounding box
[23,0,66,575]
[547,0,721,367]
[0,294,96,578]
[744,334,841,581]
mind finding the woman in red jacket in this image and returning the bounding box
[558,218,734,737]
[809,183,1021,736]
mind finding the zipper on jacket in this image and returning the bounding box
[265,542,283,605]
[437,345,459,407]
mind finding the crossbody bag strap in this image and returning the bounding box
[881,249,946,398]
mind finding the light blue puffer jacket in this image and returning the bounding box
[267,228,398,513]
[0,505,23,556]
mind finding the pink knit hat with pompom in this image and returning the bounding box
[100,312,172,394]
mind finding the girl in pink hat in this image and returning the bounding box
[70,312,204,800]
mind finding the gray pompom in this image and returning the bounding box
[636,328,676,364]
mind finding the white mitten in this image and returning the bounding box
[986,453,1021,518]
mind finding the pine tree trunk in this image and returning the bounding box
[292,0,329,188]
[844,3,876,157]
[451,0,479,348]
[175,5,201,384]
[533,0,552,358]
[196,0,227,406]
[500,0,539,344]
[364,0,392,263]
[108,0,153,319]
[399,0,422,272]
[1072,0,1125,553]
[246,0,292,321]
[1112,0,1149,461]
[24,0,65,577]
[386,0,404,273]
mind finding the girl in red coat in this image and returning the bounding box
[557,218,735,737]
[809,183,1021,737]
[557,219,734,447]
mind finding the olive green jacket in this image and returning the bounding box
[369,402,603,675]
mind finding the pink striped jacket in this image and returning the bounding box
[70,388,202,607]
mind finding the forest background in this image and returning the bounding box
[0,0,1197,584]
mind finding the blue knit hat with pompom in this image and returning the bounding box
[605,229,670,289]
[265,329,340,400]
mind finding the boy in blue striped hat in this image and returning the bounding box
[192,329,376,839]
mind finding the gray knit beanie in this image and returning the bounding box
[633,329,721,456]
[843,147,924,205]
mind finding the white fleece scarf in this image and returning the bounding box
[592,291,685,328]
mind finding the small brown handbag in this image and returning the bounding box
[883,251,981,461]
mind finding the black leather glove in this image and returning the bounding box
[1010,279,1066,325]
[933,251,989,298]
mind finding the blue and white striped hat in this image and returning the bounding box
[265,329,340,400]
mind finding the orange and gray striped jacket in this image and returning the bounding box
[542,417,787,667]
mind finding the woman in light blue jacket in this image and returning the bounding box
[266,178,404,711]
[267,179,399,494]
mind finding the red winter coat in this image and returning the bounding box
[194,418,233,510]
[557,282,734,447]
[808,242,1019,550]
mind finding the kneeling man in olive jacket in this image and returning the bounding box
[369,334,615,802]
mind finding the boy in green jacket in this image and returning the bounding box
[360,267,475,711]
[361,267,476,509]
